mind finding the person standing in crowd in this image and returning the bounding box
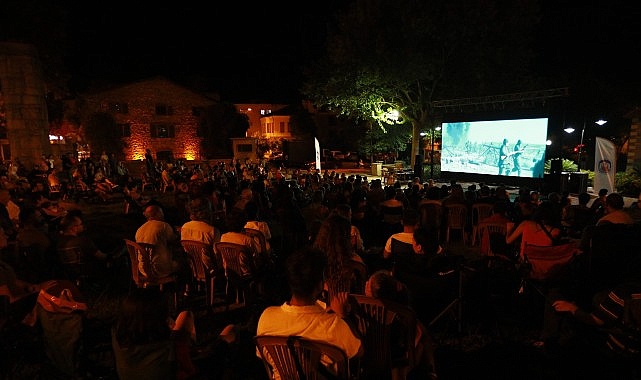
[145,149,156,180]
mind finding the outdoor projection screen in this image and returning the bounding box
[440,118,548,178]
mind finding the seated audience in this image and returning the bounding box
[112,287,238,380]
[256,246,363,377]
[383,209,420,260]
[506,202,563,260]
[135,205,182,279]
[365,270,438,379]
[596,193,634,226]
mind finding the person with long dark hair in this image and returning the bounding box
[112,287,237,380]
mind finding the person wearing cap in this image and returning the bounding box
[596,193,634,226]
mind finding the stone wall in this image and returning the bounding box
[0,42,51,169]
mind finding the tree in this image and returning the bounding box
[82,112,127,157]
[288,105,317,138]
[198,102,249,158]
[302,0,542,166]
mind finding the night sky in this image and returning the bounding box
[2,1,640,114]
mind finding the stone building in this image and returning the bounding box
[81,77,218,161]
[0,42,51,169]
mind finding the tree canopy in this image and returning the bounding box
[302,0,543,165]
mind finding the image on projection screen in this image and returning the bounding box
[440,118,549,178]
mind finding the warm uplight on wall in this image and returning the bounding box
[183,143,197,160]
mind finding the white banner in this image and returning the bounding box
[593,137,616,194]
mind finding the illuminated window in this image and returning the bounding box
[279,122,285,133]
[150,123,175,138]
[155,104,174,115]
[49,135,65,144]
[261,109,266,115]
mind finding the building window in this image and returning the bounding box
[237,144,253,153]
[279,122,285,133]
[260,109,266,115]
[118,123,131,137]
[155,104,174,116]
[49,135,65,144]
[107,102,128,114]
[150,123,175,138]
[266,122,274,133]
[197,121,207,137]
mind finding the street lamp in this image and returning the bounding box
[577,118,607,170]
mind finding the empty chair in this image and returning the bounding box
[254,335,350,380]
[444,204,468,245]
[140,174,156,192]
[471,203,494,246]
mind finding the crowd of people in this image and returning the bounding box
[2,151,641,379]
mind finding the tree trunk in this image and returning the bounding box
[411,123,420,166]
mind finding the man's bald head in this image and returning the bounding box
[143,205,164,221]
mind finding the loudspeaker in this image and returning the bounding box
[550,159,562,175]
[543,173,561,194]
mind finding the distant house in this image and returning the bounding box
[236,103,288,138]
[260,105,294,139]
[81,77,218,161]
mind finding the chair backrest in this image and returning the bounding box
[57,245,86,282]
[124,239,169,287]
[254,335,350,380]
[181,240,216,282]
[350,294,398,376]
[244,227,267,255]
[445,204,468,229]
[418,202,442,230]
[472,203,494,225]
[478,222,509,256]
[381,205,404,225]
[214,242,254,280]
[390,238,415,274]
[326,260,368,303]
[522,242,578,281]
[124,239,144,287]
[57,246,84,265]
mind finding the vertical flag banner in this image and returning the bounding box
[593,137,616,194]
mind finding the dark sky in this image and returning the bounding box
[2,1,640,113]
[65,3,343,103]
